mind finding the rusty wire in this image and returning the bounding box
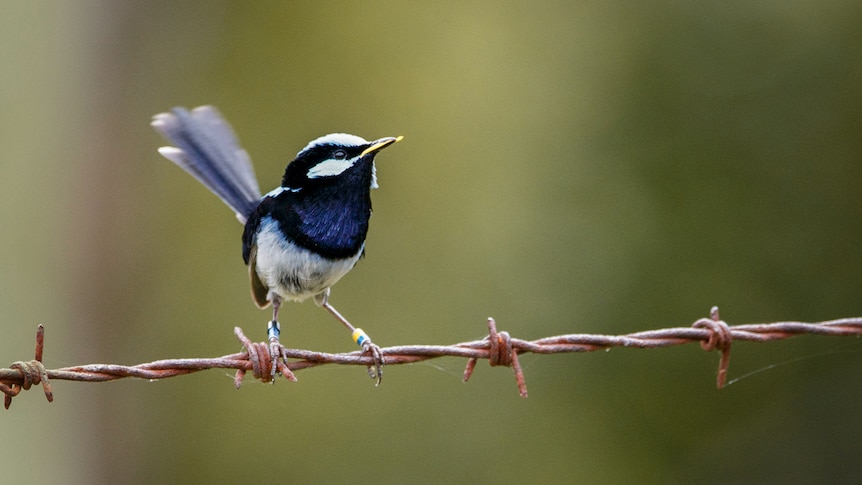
[2,307,861,408]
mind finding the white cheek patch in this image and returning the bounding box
[306,157,357,179]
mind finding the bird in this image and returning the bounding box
[150,105,402,384]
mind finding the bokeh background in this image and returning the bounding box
[3,1,862,483]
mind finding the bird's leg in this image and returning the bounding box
[315,288,383,385]
[267,293,287,378]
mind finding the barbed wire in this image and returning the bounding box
[2,307,861,408]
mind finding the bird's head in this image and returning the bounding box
[281,133,403,191]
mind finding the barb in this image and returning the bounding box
[2,308,861,408]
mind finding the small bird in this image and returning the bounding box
[151,105,401,384]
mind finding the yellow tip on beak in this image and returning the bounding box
[360,135,404,157]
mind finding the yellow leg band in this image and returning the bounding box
[352,328,370,347]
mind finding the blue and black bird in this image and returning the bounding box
[151,106,401,383]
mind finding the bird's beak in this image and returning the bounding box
[360,135,404,157]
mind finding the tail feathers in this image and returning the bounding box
[152,106,261,223]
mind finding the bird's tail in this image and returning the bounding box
[151,106,261,224]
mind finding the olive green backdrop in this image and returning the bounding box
[2,1,861,483]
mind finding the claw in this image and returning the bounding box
[269,340,282,378]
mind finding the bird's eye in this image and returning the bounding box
[333,149,347,160]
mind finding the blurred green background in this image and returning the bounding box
[2,1,862,483]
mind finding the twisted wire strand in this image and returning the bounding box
[2,308,861,408]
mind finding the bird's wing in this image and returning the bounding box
[246,244,271,308]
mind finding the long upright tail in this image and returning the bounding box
[151,106,261,224]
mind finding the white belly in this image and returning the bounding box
[253,218,362,302]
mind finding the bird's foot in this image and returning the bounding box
[353,328,384,385]
[267,320,296,381]
[363,341,384,386]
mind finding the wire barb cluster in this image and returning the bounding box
[0,325,52,409]
[2,308,862,408]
